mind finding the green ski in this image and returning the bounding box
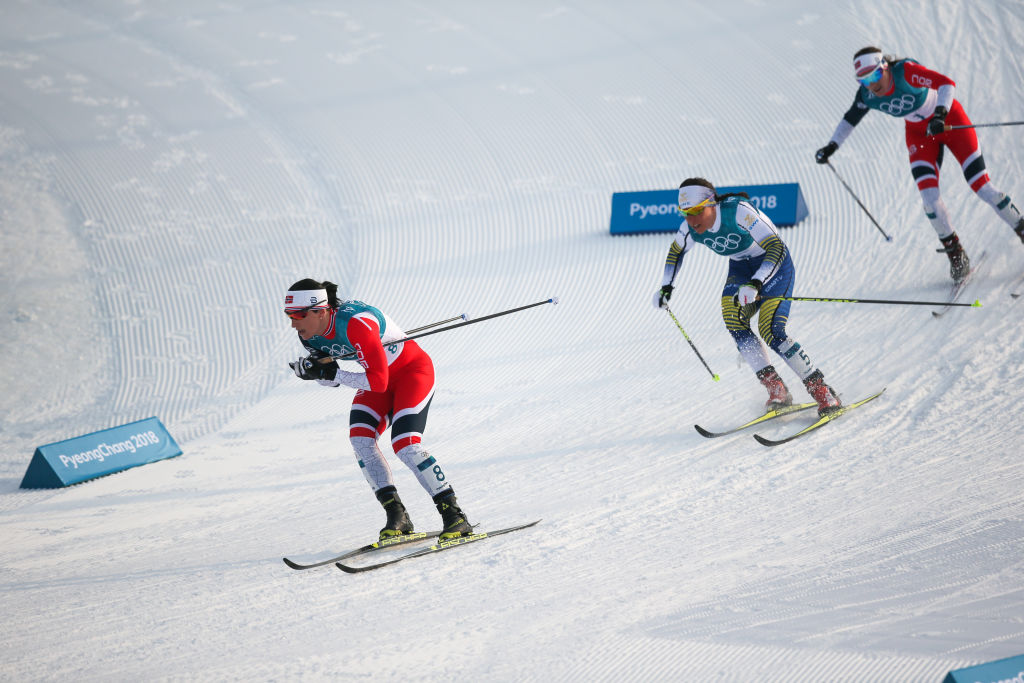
[752,388,886,447]
[694,401,818,438]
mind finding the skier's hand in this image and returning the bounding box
[734,279,762,307]
[653,284,674,309]
[927,106,948,136]
[815,141,838,164]
[289,350,339,381]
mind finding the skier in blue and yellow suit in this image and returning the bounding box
[653,177,842,416]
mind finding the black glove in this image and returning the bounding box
[927,106,948,136]
[289,350,339,382]
[654,284,674,309]
[815,141,838,164]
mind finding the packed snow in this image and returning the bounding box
[2,1,1024,680]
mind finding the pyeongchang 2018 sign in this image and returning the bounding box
[944,654,1024,683]
[20,417,182,488]
[609,183,809,235]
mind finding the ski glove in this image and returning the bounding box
[734,279,762,307]
[815,141,838,164]
[653,284,674,309]
[927,106,948,136]
[289,350,339,382]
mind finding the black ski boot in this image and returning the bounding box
[375,485,413,540]
[433,488,472,539]
[939,233,970,284]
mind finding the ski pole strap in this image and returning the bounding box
[825,161,893,242]
[774,296,982,308]
[328,298,558,361]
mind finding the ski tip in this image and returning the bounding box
[694,424,714,438]
[282,557,299,569]
[752,434,777,447]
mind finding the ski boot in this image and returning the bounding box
[433,488,473,539]
[803,369,842,417]
[375,485,413,540]
[939,233,970,284]
[1015,217,1024,244]
[756,365,793,412]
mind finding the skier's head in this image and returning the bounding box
[678,178,717,233]
[678,178,716,214]
[853,47,887,87]
[284,278,338,338]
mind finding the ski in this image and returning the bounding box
[933,251,986,318]
[336,520,541,573]
[752,388,886,447]
[694,401,818,438]
[283,530,440,570]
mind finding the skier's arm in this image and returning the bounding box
[661,230,693,287]
[345,314,389,392]
[830,95,870,147]
[817,93,869,162]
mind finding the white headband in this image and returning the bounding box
[284,289,329,310]
[678,185,715,210]
[853,51,884,78]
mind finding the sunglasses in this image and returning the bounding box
[284,300,327,320]
[678,198,715,216]
[857,64,885,87]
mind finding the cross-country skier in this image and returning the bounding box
[284,278,472,540]
[653,178,842,417]
[815,46,1024,283]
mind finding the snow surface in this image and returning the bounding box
[3,0,1024,680]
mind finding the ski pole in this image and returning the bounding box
[825,161,893,242]
[772,295,982,308]
[945,121,1024,131]
[326,298,559,362]
[664,305,720,382]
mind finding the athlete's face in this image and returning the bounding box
[289,308,329,339]
[686,203,717,233]
[866,65,892,96]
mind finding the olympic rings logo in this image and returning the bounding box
[879,93,918,116]
[327,343,352,357]
[703,233,743,253]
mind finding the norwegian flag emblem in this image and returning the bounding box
[285,295,294,304]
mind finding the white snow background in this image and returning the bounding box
[2,1,1024,680]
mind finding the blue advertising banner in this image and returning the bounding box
[944,654,1024,683]
[609,183,809,235]
[20,416,182,488]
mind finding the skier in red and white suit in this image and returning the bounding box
[815,47,1024,283]
[284,278,473,541]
